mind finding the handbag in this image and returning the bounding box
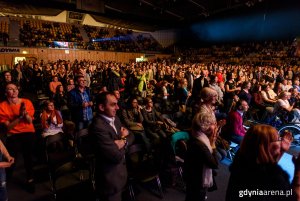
[129,125,144,131]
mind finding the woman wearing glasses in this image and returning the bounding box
[226,124,300,201]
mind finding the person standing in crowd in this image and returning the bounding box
[224,73,241,113]
[49,75,62,97]
[0,83,36,193]
[185,111,219,201]
[68,75,93,130]
[191,70,209,104]
[238,81,252,105]
[53,85,69,120]
[226,125,300,201]
[0,71,14,102]
[90,92,134,201]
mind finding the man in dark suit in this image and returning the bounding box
[90,92,134,201]
[191,70,209,103]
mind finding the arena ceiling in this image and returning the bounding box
[0,0,298,31]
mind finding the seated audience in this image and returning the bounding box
[273,91,300,123]
[141,97,167,144]
[122,97,151,151]
[261,84,277,107]
[225,100,249,144]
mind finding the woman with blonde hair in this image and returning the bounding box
[226,124,300,201]
[185,111,219,201]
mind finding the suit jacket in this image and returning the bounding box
[191,76,209,102]
[90,113,134,196]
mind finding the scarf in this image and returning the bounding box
[194,131,214,188]
[41,110,63,129]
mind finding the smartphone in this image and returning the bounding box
[278,153,295,183]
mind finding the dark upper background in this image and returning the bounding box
[1,0,300,44]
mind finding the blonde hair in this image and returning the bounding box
[278,91,290,99]
[200,87,218,102]
[192,111,216,134]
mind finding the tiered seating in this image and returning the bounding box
[0,20,9,44]
[136,33,163,52]
[18,19,83,47]
[83,25,138,52]
[177,40,296,64]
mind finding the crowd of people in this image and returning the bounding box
[0,39,299,201]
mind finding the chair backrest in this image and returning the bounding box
[45,133,64,149]
[45,133,76,168]
[170,131,190,154]
[127,144,144,156]
[126,144,147,170]
[75,128,93,157]
[75,128,89,139]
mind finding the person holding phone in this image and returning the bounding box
[226,124,300,201]
[0,83,35,193]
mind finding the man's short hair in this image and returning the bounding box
[95,91,115,107]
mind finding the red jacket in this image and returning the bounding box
[228,110,246,137]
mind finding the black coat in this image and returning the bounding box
[191,76,209,102]
[184,136,219,201]
[90,114,134,200]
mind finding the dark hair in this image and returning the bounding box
[241,81,250,89]
[261,84,268,91]
[234,99,247,110]
[252,84,261,93]
[95,91,115,107]
[42,100,55,111]
[55,85,63,94]
[144,97,152,105]
[210,75,217,83]
[127,96,138,107]
[75,75,85,84]
[226,72,233,81]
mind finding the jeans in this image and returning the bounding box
[0,153,7,201]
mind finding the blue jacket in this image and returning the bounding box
[68,87,92,123]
